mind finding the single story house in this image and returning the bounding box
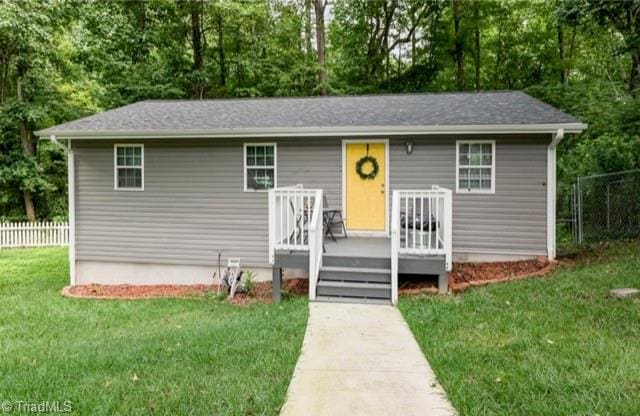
[36,92,586,304]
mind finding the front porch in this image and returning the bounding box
[269,187,452,304]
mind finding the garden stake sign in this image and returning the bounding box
[355,144,379,180]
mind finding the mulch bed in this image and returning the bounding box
[449,257,556,292]
[63,259,556,301]
[228,278,308,305]
[399,257,556,296]
[63,278,309,304]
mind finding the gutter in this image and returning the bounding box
[35,123,588,139]
[49,135,69,152]
[549,128,565,148]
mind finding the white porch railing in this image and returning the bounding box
[391,187,452,303]
[307,191,324,300]
[0,222,69,249]
[268,186,324,300]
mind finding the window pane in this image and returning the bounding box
[247,168,275,190]
[482,154,492,165]
[117,146,143,167]
[459,168,469,180]
[481,178,492,189]
[480,168,491,179]
[458,154,469,166]
[458,178,469,189]
[247,145,275,167]
[482,143,492,154]
[470,179,480,189]
[133,169,142,188]
[470,143,481,154]
[470,154,482,165]
[460,143,469,153]
[118,168,142,189]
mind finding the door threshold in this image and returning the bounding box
[345,231,389,238]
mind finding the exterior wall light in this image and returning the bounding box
[405,140,414,155]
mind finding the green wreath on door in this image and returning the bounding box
[355,154,379,180]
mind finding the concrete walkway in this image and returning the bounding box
[280,302,457,416]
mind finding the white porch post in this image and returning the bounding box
[67,141,76,285]
[268,189,276,265]
[547,129,564,260]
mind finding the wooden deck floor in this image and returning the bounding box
[323,237,390,258]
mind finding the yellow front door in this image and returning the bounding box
[345,142,386,231]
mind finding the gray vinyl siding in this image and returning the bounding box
[73,138,342,268]
[73,134,549,268]
[389,135,550,255]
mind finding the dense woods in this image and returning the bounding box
[1,0,639,221]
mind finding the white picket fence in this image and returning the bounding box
[0,222,69,249]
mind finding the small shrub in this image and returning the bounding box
[243,270,256,296]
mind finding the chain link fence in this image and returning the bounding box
[559,169,640,245]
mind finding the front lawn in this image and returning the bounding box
[0,248,307,415]
[400,242,640,415]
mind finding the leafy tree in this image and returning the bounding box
[0,0,639,220]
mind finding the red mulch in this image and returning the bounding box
[64,278,309,304]
[67,284,216,299]
[64,260,555,301]
[399,257,556,296]
[450,257,550,284]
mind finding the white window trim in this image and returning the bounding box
[243,142,277,192]
[114,144,145,191]
[455,139,496,194]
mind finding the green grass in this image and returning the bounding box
[400,242,640,416]
[0,248,308,415]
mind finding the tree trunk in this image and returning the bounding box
[16,71,36,222]
[190,0,204,98]
[133,0,147,63]
[217,14,226,87]
[473,2,480,91]
[558,21,566,85]
[494,26,502,89]
[630,49,640,94]
[313,0,327,95]
[411,23,416,68]
[452,0,464,90]
[567,25,577,82]
[304,0,313,55]
[0,56,7,104]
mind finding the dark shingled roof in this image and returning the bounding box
[36,91,583,136]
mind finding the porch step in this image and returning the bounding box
[315,296,391,305]
[316,280,391,299]
[322,255,391,269]
[319,266,391,283]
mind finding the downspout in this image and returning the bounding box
[51,135,76,286]
[547,128,564,260]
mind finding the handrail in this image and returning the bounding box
[268,187,319,263]
[391,187,453,304]
[308,190,323,300]
[268,186,323,300]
